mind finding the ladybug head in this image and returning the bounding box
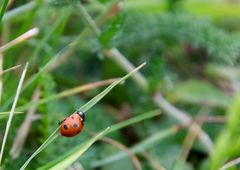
[77,111,85,122]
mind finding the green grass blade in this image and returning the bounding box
[0,111,23,114]
[91,127,177,168]
[19,128,59,170]
[106,109,161,134]
[37,109,160,169]
[0,0,9,22]
[38,127,110,170]
[20,62,145,169]
[16,78,118,112]
[29,12,70,62]
[0,112,24,120]
[79,62,146,113]
[3,1,35,22]
[0,63,28,166]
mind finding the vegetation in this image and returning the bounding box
[0,0,240,169]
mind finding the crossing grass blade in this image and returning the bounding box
[0,111,23,114]
[37,127,110,170]
[0,0,9,22]
[0,112,24,120]
[19,128,59,170]
[91,127,177,168]
[0,63,28,166]
[79,62,146,113]
[16,78,119,112]
[19,62,146,170]
[36,109,160,169]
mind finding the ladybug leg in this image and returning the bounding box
[58,118,66,125]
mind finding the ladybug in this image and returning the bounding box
[60,111,85,137]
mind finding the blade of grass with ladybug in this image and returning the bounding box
[20,62,146,170]
[37,109,162,170]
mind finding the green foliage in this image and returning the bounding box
[112,12,240,63]
[0,0,9,22]
[19,62,145,170]
[37,127,110,170]
[0,0,240,170]
[92,127,176,168]
[210,94,240,170]
[170,80,231,107]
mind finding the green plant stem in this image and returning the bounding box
[0,0,9,22]
[91,127,177,168]
[106,109,161,134]
[20,130,59,170]
[0,63,28,166]
[78,63,146,113]
[78,2,148,91]
[103,49,148,91]
[37,109,161,170]
[0,64,21,75]
[3,1,36,22]
[0,27,39,53]
[48,127,110,170]
[16,78,118,112]
[219,157,240,170]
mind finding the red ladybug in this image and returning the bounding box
[60,111,85,137]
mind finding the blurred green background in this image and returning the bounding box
[0,0,240,169]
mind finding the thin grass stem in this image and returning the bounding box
[0,0,9,22]
[0,63,28,166]
[0,64,21,75]
[0,27,39,53]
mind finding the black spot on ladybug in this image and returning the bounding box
[71,116,74,119]
[73,123,78,128]
[64,124,68,130]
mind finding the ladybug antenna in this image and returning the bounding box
[77,111,85,122]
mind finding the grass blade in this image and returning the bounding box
[37,109,160,169]
[0,0,9,22]
[91,127,177,168]
[16,78,119,112]
[0,27,39,53]
[19,128,59,170]
[106,109,161,134]
[0,64,21,75]
[20,62,145,169]
[0,111,23,114]
[38,127,110,170]
[0,112,24,120]
[0,63,28,165]
[79,62,146,113]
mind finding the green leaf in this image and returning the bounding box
[38,127,110,170]
[170,80,231,107]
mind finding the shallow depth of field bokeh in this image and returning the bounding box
[0,0,240,170]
